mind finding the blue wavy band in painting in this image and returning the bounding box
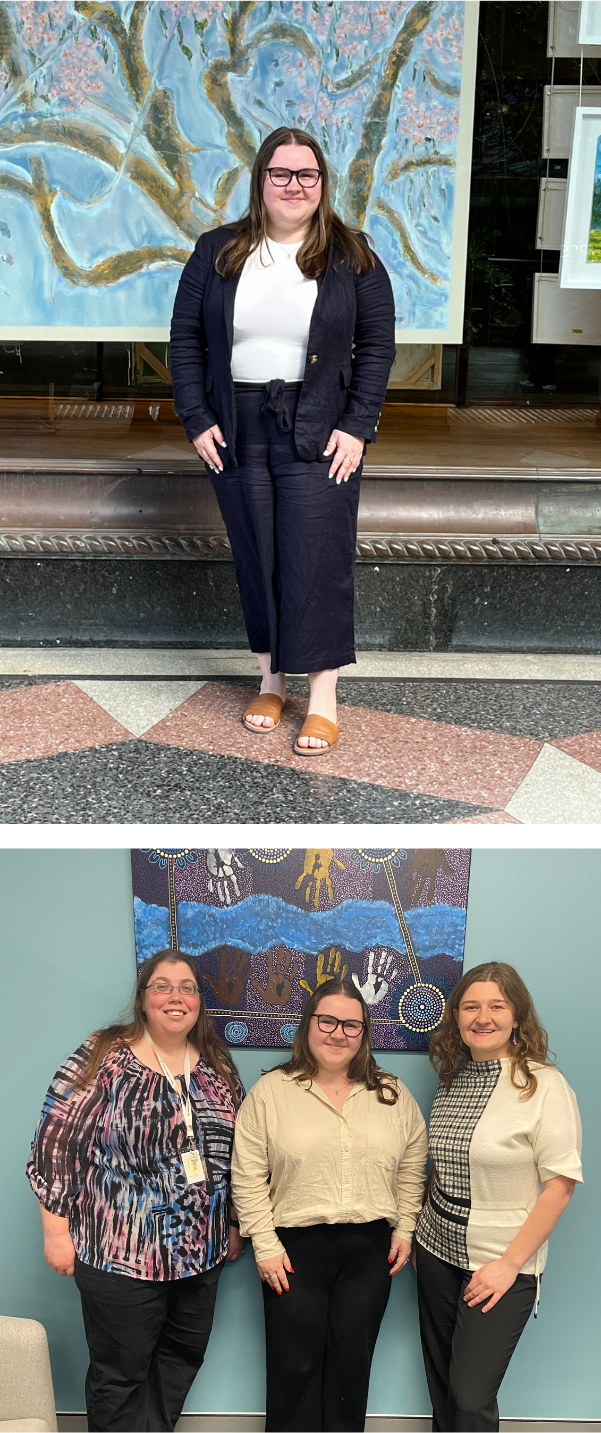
[134,894,466,965]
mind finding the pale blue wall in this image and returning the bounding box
[0,849,598,1418]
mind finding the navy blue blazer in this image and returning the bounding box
[169,225,396,465]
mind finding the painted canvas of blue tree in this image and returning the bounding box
[0,1,470,334]
[588,133,601,262]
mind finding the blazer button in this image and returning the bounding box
[309,354,318,363]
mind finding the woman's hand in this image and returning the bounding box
[44,1227,76,1277]
[256,1250,294,1294]
[192,424,228,473]
[463,1257,519,1313]
[225,1226,245,1262]
[388,1236,412,1278]
[324,430,364,484]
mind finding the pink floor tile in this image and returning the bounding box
[144,682,542,807]
[0,681,132,763]
[453,810,522,824]
[553,730,601,774]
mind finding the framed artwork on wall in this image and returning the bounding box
[548,0,601,57]
[579,0,601,45]
[131,846,472,1052]
[532,272,601,342]
[0,0,478,344]
[559,105,601,286]
[542,85,601,158]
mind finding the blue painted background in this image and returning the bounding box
[0,1,465,332]
[0,849,597,1418]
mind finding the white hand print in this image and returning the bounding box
[206,849,243,904]
[352,949,400,1006]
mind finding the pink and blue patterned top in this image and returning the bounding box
[26,1039,244,1281]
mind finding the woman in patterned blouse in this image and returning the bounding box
[414,961,582,1433]
[27,950,245,1433]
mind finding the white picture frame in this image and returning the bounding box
[542,85,601,157]
[549,0,601,56]
[579,0,601,45]
[532,273,601,342]
[559,105,601,286]
[536,178,567,250]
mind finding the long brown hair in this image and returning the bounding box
[429,962,555,1100]
[77,950,240,1109]
[281,977,399,1105]
[215,126,376,279]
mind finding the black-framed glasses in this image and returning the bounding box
[144,980,200,996]
[311,1013,365,1037]
[265,167,322,188]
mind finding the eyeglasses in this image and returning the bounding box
[144,981,200,996]
[265,167,322,189]
[311,1013,365,1037]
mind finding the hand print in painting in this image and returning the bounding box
[131,848,471,1052]
[0,2,475,338]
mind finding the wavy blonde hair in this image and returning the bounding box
[280,977,399,1105]
[215,126,376,279]
[428,961,555,1100]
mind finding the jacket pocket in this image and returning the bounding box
[205,370,214,393]
[340,365,353,389]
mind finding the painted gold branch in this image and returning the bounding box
[344,0,437,227]
[373,196,443,287]
[0,158,189,285]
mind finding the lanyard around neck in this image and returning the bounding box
[144,1026,194,1143]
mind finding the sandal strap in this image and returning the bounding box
[296,714,339,744]
[243,694,284,721]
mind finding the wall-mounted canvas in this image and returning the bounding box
[0,1,478,344]
[131,846,471,1052]
[559,105,601,286]
[579,0,601,45]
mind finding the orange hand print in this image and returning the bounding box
[299,947,348,997]
[295,849,345,908]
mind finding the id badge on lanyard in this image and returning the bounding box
[144,1027,206,1185]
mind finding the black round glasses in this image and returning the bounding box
[265,167,322,188]
[311,1013,365,1037]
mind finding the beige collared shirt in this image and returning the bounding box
[231,1067,428,1261]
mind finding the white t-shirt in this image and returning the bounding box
[231,239,318,383]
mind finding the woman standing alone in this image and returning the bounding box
[170,126,396,755]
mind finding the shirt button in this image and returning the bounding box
[309,354,318,363]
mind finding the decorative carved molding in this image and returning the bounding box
[2,531,601,563]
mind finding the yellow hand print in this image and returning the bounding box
[299,947,348,996]
[295,849,345,909]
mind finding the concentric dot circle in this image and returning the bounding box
[224,1021,249,1044]
[398,983,445,1033]
[279,1023,299,1044]
[248,849,293,863]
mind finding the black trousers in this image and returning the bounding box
[416,1243,537,1433]
[74,1256,222,1432]
[263,1220,392,1433]
[208,382,362,674]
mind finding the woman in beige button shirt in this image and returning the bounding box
[231,977,428,1433]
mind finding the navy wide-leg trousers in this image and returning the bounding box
[207,382,362,674]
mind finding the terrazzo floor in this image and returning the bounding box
[2,657,601,823]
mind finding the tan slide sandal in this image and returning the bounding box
[293,714,339,757]
[242,694,284,733]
